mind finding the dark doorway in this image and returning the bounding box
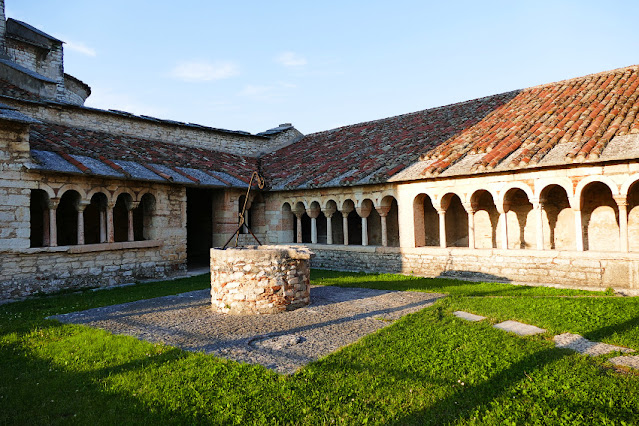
[186,188,213,266]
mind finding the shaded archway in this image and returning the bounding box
[57,190,81,246]
[133,193,156,241]
[113,193,132,243]
[628,181,639,252]
[280,202,295,243]
[442,193,468,247]
[413,193,438,247]
[470,190,499,249]
[539,184,574,250]
[29,189,50,248]
[382,196,400,247]
[503,188,534,249]
[581,182,619,251]
[84,192,108,244]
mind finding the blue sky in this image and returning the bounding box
[10,1,639,135]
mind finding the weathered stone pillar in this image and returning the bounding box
[308,204,321,244]
[340,205,354,245]
[534,199,544,250]
[324,204,336,245]
[463,203,475,249]
[498,203,509,249]
[438,210,447,248]
[615,196,629,252]
[356,203,372,246]
[342,214,349,245]
[574,209,584,251]
[99,209,107,243]
[107,202,116,243]
[295,214,303,243]
[378,206,391,247]
[47,199,60,247]
[76,201,90,245]
[126,201,140,242]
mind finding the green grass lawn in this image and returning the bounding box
[1,270,638,425]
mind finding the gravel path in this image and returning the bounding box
[51,286,443,374]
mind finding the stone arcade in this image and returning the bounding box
[2,1,639,302]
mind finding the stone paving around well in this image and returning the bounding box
[50,286,444,375]
[454,311,638,371]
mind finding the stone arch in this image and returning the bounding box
[413,193,439,247]
[292,201,310,243]
[84,191,108,244]
[380,195,400,247]
[574,175,619,203]
[580,181,619,251]
[133,192,157,241]
[86,187,111,204]
[503,187,535,249]
[112,187,137,205]
[325,199,342,244]
[57,190,82,246]
[627,180,639,252]
[622,174,639,198]
[342,198,361,245]
[113,192,133,242]
[30,189,50,248]
[470,189,499,248]
[441,192,468,247]
[499,183,534,206]
[539,184,574,250]
[36,184,56,201]
[280,202,295,243]
[57,184,87,201]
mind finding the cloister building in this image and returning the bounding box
[1,1,639,301]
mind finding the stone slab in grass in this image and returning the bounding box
[554,333,635,356]
[610,355,639,370]
[493,320,546,336]
[453,311,486,322]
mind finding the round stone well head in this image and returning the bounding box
[210,245,314,314]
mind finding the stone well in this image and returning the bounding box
[210,245,314,314]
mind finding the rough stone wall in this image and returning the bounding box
[309,245,639,294]
[210,246,312,314]
[0,124,188,301]
[4,99,296,157]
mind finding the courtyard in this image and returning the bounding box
[1,270,638,424]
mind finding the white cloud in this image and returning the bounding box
[275,51,307,67]
[170,60,239,82]
[64,40,97,57]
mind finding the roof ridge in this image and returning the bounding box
[303,64,639,140]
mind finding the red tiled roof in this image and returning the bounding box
[0,79,41,101]
[29,123,259,186]
[262,65,639,189]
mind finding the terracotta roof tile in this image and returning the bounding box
[29,123,258,187]
[262,65,639,189]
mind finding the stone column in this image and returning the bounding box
[615,196,629,252]
[324,203,337,245]
[463,203,475,249]
[574,209,584,251]
[307,204,321,245]
[356,203,372,246]
[107,202,116,243]
[76,201,90,245]
[47,199,60,247]
[340,205,354,245]
[295,214,303,243]
[126,201,140,242]
[99,209,107,243]
[378,206,391,247]
[498,203,509,249]
[438,209,447,248]
[342,214,349,245]
[534,199,544,250]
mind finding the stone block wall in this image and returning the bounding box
[308,245,639,294]
[6,99,300,157]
